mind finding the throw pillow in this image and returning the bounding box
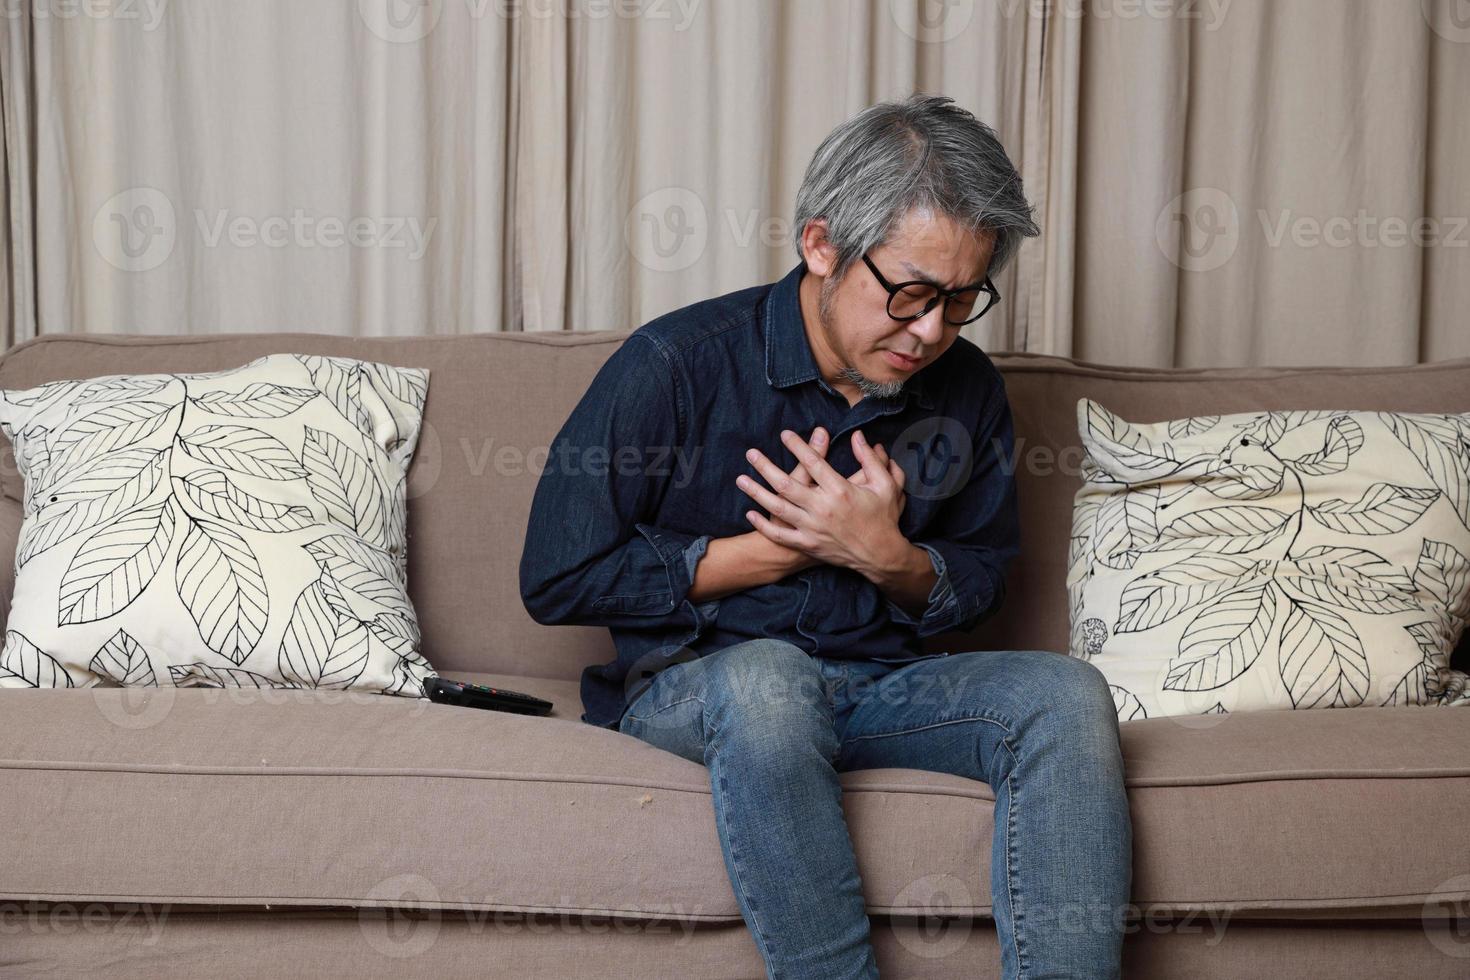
[1068,399,1470,719]
[0,353,435,696]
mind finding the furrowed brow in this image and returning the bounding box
[901,260,984,291]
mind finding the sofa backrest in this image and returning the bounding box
[1,333,1467,683]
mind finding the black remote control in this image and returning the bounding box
[423,677,553,716]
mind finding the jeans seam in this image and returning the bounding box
[842,711,1013,745]
[839,712,1027,976]
[707,737,780,977]
[624,693,703,727]
[1004,742,1025,980]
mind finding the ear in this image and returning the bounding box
[799,218,840,279]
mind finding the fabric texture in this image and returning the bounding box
[4,2,1468,371]
[1068,398,1470,719]
[2,671,1468,921]
[0,353,434,695]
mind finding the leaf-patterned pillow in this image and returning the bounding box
[1068,399,1470,720]
[0,353,436,696]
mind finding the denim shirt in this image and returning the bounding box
[519,260,1021,729]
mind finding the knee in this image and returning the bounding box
[1025,651,1119,727]
[701,640,834,749]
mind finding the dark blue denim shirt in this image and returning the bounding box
[519,260,1021,729]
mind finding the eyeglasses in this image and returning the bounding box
[861,253,1000,326]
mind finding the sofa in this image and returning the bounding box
[1,330,1467,980]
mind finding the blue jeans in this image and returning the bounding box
[617,639,1132,980]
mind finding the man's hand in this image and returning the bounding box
[738,428,908,577]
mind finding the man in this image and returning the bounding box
[520,93,1132,979]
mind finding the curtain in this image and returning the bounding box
[0,1,1049,347]
[0,1,1465,367]
[0,0,516,340]
[1066,0,1470,366]
[513,0,1046,348]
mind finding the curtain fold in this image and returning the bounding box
[0,1,1465,367]
[1071,0,1470,367]
[0,0,516,339]
[513,0,1037,342]
[0,2,37,344]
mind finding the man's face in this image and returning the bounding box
[808,207,995,401]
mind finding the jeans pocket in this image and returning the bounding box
[620,694,707,765]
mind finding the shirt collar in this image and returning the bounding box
[763,260,936,410]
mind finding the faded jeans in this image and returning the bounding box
[616,639,1133,979]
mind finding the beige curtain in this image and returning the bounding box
[0,0,516,340]
[0,1,1051,347]
[513,0,1047,350]
[1065,0,1470,366]
[1,1,1465,367]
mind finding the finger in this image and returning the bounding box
[779,429,845,494]
[745,447,818,509]
[792,427,828,486]
[736,470,806,525]
[746,509,804,549]
[889,458,906,490]
[851,429,891,488]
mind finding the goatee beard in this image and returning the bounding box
[818,276,908,400]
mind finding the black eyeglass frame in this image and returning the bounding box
[861,252,1000,326]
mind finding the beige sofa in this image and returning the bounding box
[1,331,1467,979]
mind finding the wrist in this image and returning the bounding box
[855,527,919,587]
[747,530,817,576]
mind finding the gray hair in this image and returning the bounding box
[791,93,1040,283]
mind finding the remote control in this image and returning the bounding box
[423,677,553,716]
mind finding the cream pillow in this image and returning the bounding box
[0,353,435,696]
[1068,399,1470,719]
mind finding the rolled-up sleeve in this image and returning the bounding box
[886,542,960,631]
[518,334,715,632]
[886,377,1021,638]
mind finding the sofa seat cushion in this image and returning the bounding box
[1,674,1466,920]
